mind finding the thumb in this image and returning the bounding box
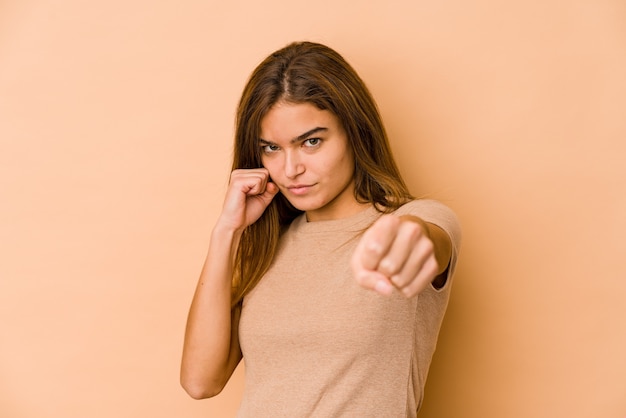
[266,181,279,195]
[258,181,279,204]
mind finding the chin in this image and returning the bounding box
[285,198,325,213]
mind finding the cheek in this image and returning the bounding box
[335,152,355,177]
[318,156,353,183]
[261,157,279,177]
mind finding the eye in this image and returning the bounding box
[303,138,321,147]
[262,143,280,154]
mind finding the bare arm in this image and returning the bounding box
[180,169,278,399]
[180,225,243,399]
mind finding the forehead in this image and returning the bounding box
[260,102,340,142]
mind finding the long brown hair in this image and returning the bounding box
[231,41,413,306]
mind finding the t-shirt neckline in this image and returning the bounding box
[291,204,380,234]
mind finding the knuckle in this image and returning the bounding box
[390,274,405,288]
[422,239,434,253]
[378,214,399,229]
[379,258,397,275]
[365,240,383,256]
[404,222,422,240]
[427,256,439,275]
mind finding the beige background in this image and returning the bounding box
[1,0,625,417]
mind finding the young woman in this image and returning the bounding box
[181,41,461,417]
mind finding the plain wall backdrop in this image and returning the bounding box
[1,1,625,417]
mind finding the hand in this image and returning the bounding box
[350,214,439,298]
[217,168,279,232]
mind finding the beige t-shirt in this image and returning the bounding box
[237,200,461,417]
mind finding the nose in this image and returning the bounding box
[284,150,305,179]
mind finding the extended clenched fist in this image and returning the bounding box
[350,214,439,298]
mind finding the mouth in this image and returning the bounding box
[286,184,315,196]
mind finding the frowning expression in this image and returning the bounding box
[259,101,364,221]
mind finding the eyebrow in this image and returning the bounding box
[259,126,328,145]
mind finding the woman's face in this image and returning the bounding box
[259,101,366,221]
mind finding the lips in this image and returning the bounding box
[286,184,314,196]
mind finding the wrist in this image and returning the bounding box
[213,215,246,237]
[212,222,243,241]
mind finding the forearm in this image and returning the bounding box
[180,224,243,399]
